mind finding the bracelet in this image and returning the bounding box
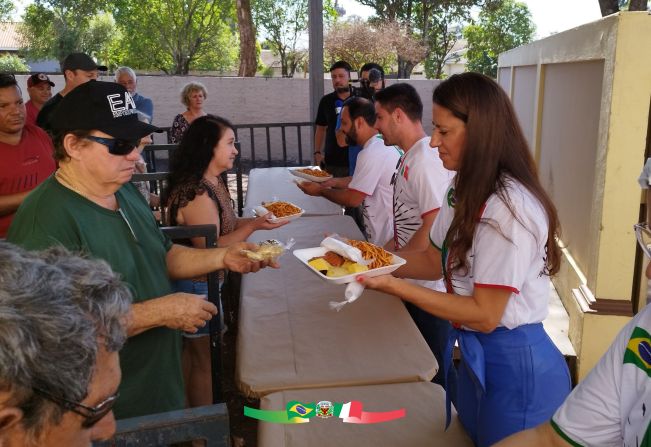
[314,151,322,155]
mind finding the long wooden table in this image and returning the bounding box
[244,167,343,216]
[236,215,437,398]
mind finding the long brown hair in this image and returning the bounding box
[432,72,561,276]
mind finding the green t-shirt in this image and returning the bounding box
[7,176,184,419]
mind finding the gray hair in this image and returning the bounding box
[180,81,207,107]
[114,66,136,82]
[0,242,131,438]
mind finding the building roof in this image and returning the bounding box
[0,22,20,51]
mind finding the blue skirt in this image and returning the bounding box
[445,323,571,446]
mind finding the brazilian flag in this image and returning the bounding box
[286,401,315,420]
[624,326,651,377]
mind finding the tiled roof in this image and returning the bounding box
[0,22,20,51]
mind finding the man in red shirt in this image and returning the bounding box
[0,74,55,238]
[25,73,55,126]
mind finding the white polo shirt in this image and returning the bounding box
[552,305,651,446]
[430,178,551,328]
[348,135,402,246]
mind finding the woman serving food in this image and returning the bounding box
[357,73,571,446]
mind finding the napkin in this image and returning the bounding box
[329,281,365,312]
[320,237,371,265]
[254,205,275,220]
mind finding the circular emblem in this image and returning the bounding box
[316,400,334,418]
[38,73,48,81]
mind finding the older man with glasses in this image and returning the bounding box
[0,241,130,445]
[7,80,273,420]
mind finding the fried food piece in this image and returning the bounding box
[323,251,345,267]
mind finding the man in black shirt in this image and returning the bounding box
[37,52,107,135]
[314,61,352,178]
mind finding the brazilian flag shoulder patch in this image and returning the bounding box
[624,326,651,377]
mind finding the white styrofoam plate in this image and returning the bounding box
[287,166,334,183]
[293,247,406,285]
[254,203,305,224]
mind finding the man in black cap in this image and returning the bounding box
[36,52,107,134]
[8,80,272,420]
[25,73,54,126]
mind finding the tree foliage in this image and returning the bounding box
[357,0,501,78]
[253,0,337,77]
[421,3,469,79]
[18,0,113,69]
[0,0,13,22]
[0,54,30,73]
[324,19,396,72]
[464,0,535,77]
[110,0,238,74]
[252,0,307,77]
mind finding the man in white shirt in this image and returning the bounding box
[373,83,455,387]
[373,83,454,252]
[298,97,401,246]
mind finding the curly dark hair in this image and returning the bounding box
[162,114,234,206]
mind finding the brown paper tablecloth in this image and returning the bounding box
[258,382,472,447]
[236,215,437,398]
[244,167,343,216]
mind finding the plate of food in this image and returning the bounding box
[293,238,406,285]
[287,166,333,183]
[254,201,305,224]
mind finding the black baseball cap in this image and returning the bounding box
[50,80,161,140]
[62,53,108,72]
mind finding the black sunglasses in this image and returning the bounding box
[33,387,119,428]
[84,135,139,156]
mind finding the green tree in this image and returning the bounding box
[253,0,337,77]
[358,0,501,78]
[18,0,113,69]
[464,0,535,77]
[422,3,470,79]
[0,0,13,21]
[253,0,307,77]
[112,0,238,74]
[0,55,30,72]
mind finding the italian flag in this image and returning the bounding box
[335,401,406,424]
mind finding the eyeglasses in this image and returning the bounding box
[634,223,651,259]
[33,387,119,428]
[84,135,139,156]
